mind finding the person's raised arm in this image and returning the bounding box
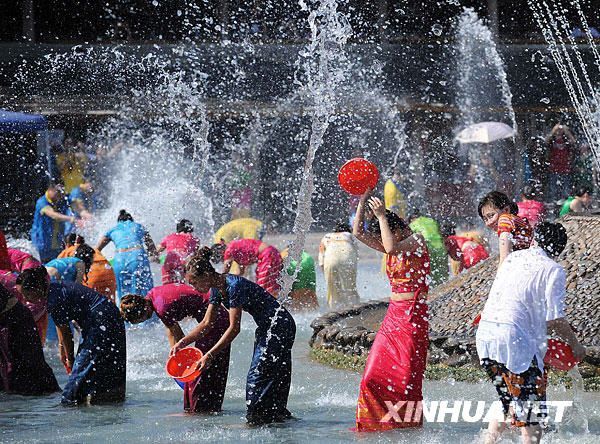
[56,324,75,373]
[96,236,111,252]
[166,322,185,347]
[170,303,219,355]
[498,231,513,266]
[144,232,159,262]
[43,207,75,224]
[353,189,385,253]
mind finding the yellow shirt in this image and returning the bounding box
[213,218,264,243]
[383,179,407,219]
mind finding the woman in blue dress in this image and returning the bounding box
[16,267,126,405]
[45,256,90,283]
[96,210,158,303]
[171,247,296,425]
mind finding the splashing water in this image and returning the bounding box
[558,367,590,436]
[528,0,600,172]
[24,44,215,248]
[454,8,518,200]
[276,0,352,307]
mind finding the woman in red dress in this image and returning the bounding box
[352,191,431,431]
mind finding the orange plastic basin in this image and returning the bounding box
[165,347,203,382]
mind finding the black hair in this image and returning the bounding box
[63,233,85,247]
[120,294,149,323]
[177,219,194,233]
[522,183,541,200]
[408,208,421,223]
[534,222,567,257]
[118,209,134,222]
[74,243,95,277]
[210,241,227,263]
[187,247,217,277]
[440,223,456,238]
[15,267,49,292]
[334,221,352,233]
[574,186,592,198]
[478,191,518,219]
[367,210,409,236]
[0,283,11,312]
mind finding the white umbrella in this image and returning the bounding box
[455,122,515,144]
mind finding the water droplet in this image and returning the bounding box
[99,325,107,331]
[431,24,443,37]
[540,97,550,104]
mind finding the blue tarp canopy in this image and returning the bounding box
[0,109,47,133]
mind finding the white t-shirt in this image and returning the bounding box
[476,247,566,374]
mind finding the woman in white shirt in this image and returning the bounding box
[318,222,360,309]
[476,222,585,444]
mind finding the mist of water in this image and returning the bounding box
[276,0,351,305]
[528,0,600,172]
[454,8,518,200]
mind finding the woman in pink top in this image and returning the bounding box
[212,238,283,297]
[157,219,199,284]
[7,248,42,273]
[120,283,230,412]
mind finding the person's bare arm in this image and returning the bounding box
[42,207,75,224]
[223,259,233,274]
[96,236,111,252]
[196,307,242,372]
[570,198,584,213]
[166,323,185,347]
[56,324,75,372]
[170,304,219,354]
[547,317,586,361]
[498,231,513,266]
[353,190,385,253]
[74,261,85,284]
[46,267,61,281]
[144,232,159,262]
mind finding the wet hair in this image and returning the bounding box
[120,294,149,323]
[0,284,11,312]
[48,180,65,190]
[367,210,409,236]
[334,221,352,233]
[574,186,592,197]
[534,222,567,257]
[408,208,421,223]
[522,183,541,200]
[440,223,456,238]
[209,242,227,263]
[177,219,194,233]
[63,233,85,247]
[477,191,518,219]
[118,209,133,222]
[15,267,49,292]
[187,247,217,277]
[74,243,95,277]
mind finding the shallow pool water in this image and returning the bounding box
[2,263,599,443]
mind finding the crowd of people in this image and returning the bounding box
[0,125,593,439]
